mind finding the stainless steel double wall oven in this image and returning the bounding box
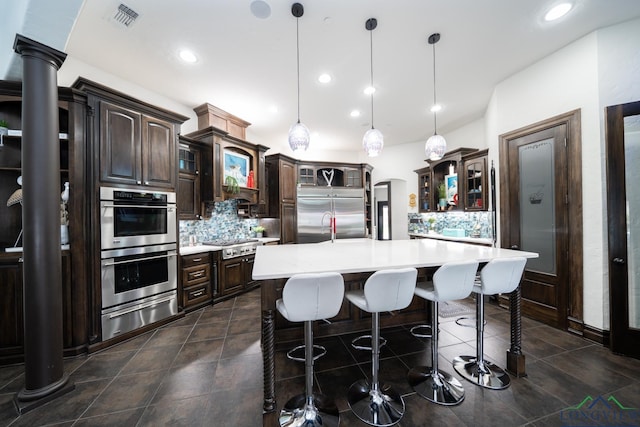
[99,187,178,339]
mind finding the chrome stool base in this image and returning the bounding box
[407,366,465,406]
[347,379,404,427]
[279,393,339,427]
[452,355,511,390]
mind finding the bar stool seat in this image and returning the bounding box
[276,272,345,427]
[453,257,527,390]
[345,268,418,427]
[407,260,479,406]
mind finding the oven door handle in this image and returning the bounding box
[101,204,174,210]
[108,294,175,319]
[103,252,177,266]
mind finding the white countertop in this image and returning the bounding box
[409,232,493,246]
[179,237,280,256]
[252,238,537,280]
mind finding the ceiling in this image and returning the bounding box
[8,0,640,153]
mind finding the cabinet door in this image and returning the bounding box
[280,160,297,203]
[243,255,256,289]
[298,166,315,185]
[220,259,244,296]
[0,260,23,359]
[178,146,201,220]
[142,115,176,189]
[464,158,487,210]
[281,203,297,244]
[344,168,362,187]
[100,101,142,185]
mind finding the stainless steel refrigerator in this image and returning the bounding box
[296,187,366,243]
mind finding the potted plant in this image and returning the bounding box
[427,216,436,233]
[224,175,240,194]
[254,225,265,238]
[437,182,447,211]
[0,120,8,145]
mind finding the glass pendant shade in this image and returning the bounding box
[425,133,446,161]
[363,127,384,157]
[288,121,310,152]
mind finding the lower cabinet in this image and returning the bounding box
[217,253,256,298]
[180,253,212,312]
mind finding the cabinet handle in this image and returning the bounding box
[193,258,202,262]
[191,272,203,277]
[137,180,142,185]
[192,291,204,297]
[612,257,626,265]
[144,181,149,185]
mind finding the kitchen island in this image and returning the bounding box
[252,238,538,422]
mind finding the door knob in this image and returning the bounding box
[612,257,626,265]
[510,245,519,250]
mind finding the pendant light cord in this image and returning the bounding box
[369,27,375,130]
[296,17,301,124]
[432,40,437,135]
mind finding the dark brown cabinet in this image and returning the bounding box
[414,148,488,212]
[218,254,255,297]
[178,136,203,220]
[180,253,212,311]
[98,100,177,189]
[266,154,297,244]
[462,149,488,211]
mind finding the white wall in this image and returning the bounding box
[485,18,640,331]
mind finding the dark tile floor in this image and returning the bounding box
[1,288,639,427]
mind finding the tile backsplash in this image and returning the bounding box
[408,211,494,239]
[179,200,258,246]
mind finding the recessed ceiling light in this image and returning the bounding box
[318,73,332,83]
[250,0,271,19]
[364,86,375,95]
[350,110,361,117]
[179,50,197,63]
[430,104,442,113]
[544,3,572,21]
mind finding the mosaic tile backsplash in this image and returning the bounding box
[408,211,494,239]
[179,200,259,246]
[180,200,493,246]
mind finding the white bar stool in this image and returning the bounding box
[407,260,479,406]
[276,272,345,427]
[345,268,418,427]
[453,257,527,390]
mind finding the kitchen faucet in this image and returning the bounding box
[321,211,336,243]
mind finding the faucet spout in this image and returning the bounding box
[321,211,336,243]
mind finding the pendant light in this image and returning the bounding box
[362,18,383,157]
[424,33,447,161]
[288,3,310,152]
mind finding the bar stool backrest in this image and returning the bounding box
[431,260,480,302]
[480,257,527,295]
[363,268,418,313]
[280,272,345,322]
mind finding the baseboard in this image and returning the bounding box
[582,324,610,346]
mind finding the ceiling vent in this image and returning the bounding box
[112,3,139,28]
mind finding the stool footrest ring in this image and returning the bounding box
[286,344,327,362]
[350,334,387,351]
[410,324,433,338]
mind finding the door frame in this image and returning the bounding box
[499,109,584,334]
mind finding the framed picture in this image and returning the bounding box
[445,173,458,205]
[224,150,250,187]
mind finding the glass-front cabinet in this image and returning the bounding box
[415,148,488,212]
[462,149,488,211]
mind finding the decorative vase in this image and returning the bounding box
[438,198,447,210]
[61,224,69,245]
[256,232,263,238]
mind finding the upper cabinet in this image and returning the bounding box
[414,147,488,212]
[462,149,488,211]
[178,135,204,220]
[74,78,188,191]
[296,162,370,188]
